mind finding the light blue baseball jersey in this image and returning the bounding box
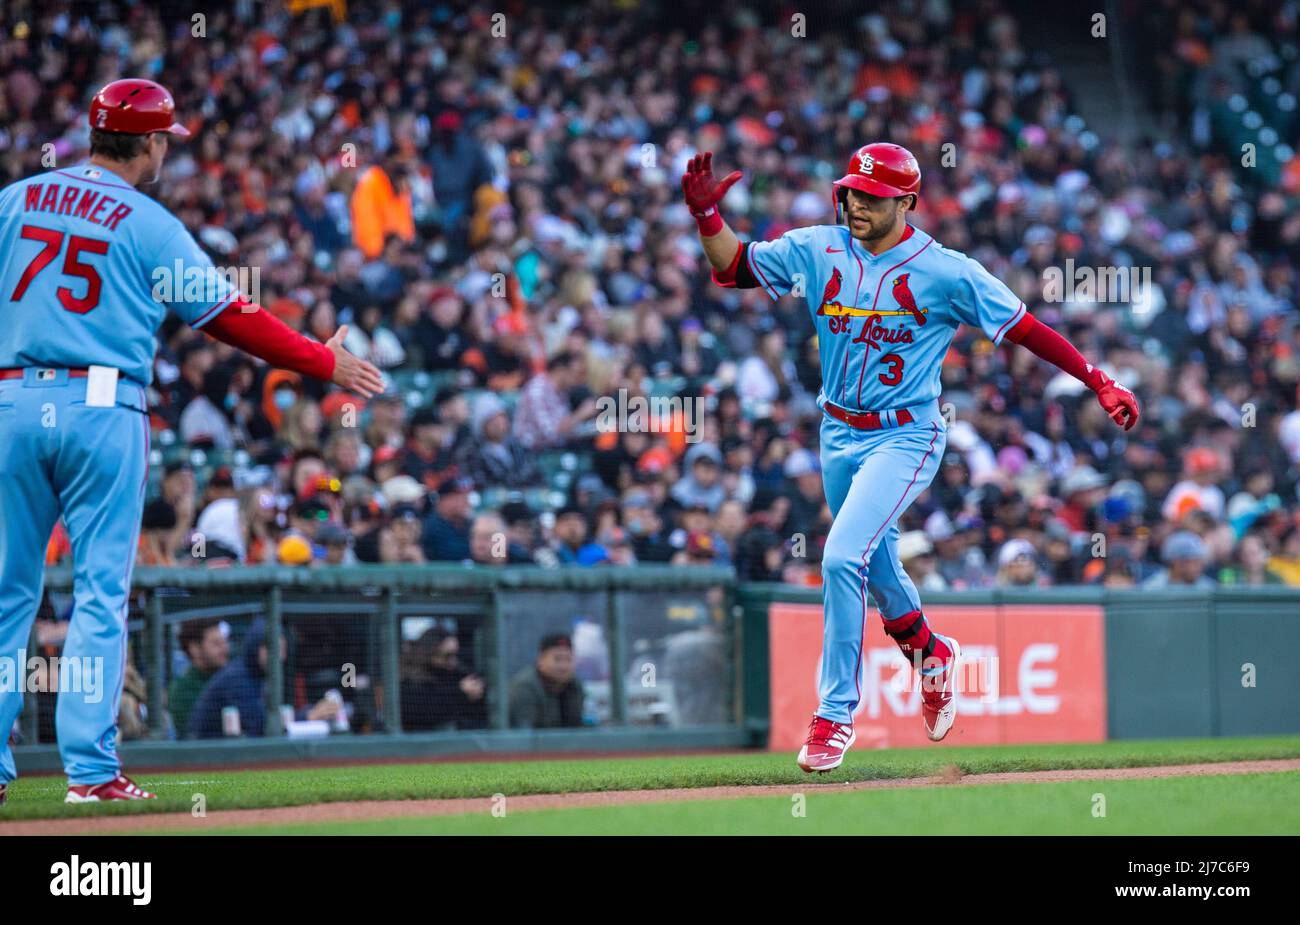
[746,223,1026,411]
[0,163,237,385]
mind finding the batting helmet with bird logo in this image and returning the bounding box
[832,143,920,222]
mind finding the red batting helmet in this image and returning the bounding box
[89,79,190,137]
[832,143,920,220]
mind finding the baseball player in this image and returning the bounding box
[684,145,1139,771]
[0,79,383,805]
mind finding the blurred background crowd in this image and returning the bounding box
[3,0,1300,601]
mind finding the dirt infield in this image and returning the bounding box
[5,758,1298,834]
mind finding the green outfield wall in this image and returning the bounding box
[736,584,1300,742]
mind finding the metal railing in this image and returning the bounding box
[24,564,737,758]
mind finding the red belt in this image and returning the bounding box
[822,400,913,431]
[0,368,91,380]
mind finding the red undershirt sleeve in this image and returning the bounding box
[1004,312,1102,390]
[204,297,336,382]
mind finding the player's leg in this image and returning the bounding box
[865,525,920,617]
[867,527,948,662]
[0,388,62,787]
[812,412,863,712]
[817,421,945,725]
[864,482,961,740]
[51,399,151,786]
[798,415,866,771]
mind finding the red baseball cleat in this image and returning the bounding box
[797,715,856,773]
[65,774,156,804]
[921,636,961,741]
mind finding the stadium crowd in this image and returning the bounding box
[3,0,1300,609]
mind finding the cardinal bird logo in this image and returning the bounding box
[816,267,844,315]
[892,273,927,326]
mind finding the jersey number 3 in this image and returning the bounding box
[879,353,905,386]
[10,225,109,314]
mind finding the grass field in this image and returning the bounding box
[2,735,1299,833]
[197,771,1300,835]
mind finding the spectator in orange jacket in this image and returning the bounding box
[350,160,415,259]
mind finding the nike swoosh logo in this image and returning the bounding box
[826,246,843,253]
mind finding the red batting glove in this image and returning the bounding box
[681,151,742,235]
[1088,367,1141,431]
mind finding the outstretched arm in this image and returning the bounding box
[1004,313,1140,431]
[205,298,384,398]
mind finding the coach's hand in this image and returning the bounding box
[326,325,385,399]
[1093,370,1140,431]
[681,152,742,216]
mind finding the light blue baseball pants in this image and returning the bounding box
[0,368,149,786]
[817,402,947,723]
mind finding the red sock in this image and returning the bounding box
[881,610,952,661]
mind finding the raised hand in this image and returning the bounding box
[681,151,742,217]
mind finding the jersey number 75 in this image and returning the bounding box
[10,225,110,314]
